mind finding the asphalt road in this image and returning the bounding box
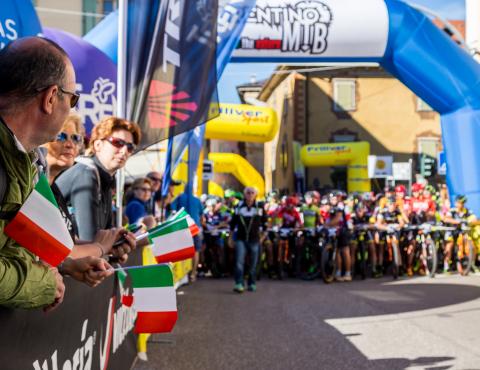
[134,274,480,370]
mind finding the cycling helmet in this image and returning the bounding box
[320,196,329,205]
[224,189,236,198]
[384,185,395,193]
[456,195,467,203]
[205,198,217,207]
[412,183,424,193]
[362,192,373,202]
[286,195,299,206]
[395,185,406,194]
[311,191,321,200]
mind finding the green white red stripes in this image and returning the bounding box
[128,264,177,333]
[4,174,73,266]
[168,208,200,236]
[149,218,194,263]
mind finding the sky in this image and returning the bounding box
[217,0,466,104]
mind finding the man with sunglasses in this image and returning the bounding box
[0,37,79,309]
[56,117,141,248]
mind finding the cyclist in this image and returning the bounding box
[203,197,230,276]
[350,202,377,277]
[376,197,406,275]
[325,192,352,282]
[300,191,323,229]
[443,195,476,274]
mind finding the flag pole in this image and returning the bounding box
[116,0,128,227]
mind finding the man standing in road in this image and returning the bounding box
[230,187,265,293]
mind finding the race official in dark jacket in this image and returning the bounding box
[230,187,265,293]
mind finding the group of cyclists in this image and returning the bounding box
[199,183,480,283]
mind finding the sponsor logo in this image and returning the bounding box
[148,81,198,129]
[240,1,333,54]
[76,77,116,133]
[0,19,18,49]
[32,319,95,370]
[307,145,351,154]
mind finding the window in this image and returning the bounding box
[417,137,439,157]
[333,79,356,112]
[417,97,434,112]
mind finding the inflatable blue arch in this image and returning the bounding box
[86,0,480,214]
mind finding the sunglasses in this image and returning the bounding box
[148,176,162,183]
[56,132,82,144]
[105,137,136,153]
[59,87,80,108]
[136,187,152,193]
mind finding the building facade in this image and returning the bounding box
[258,66,443,194]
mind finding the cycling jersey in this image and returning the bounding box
[276,207,303,228]
[378,208,401,224]
[300,204,321,228]
[446,207,475,223]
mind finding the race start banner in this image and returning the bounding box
[231,0,389,62]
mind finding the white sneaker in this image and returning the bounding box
[334,275,344,282]
[343,274,352,282]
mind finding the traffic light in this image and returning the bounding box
[419,153,436,178]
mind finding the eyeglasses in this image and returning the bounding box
[105,137,136,153]
[56,132,82,144]
[148,176,162,183]
[59,87,80,108]
[136,187,152,193]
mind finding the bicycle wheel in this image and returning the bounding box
[300,240,322,281]
[357,242,368,280]
[460,237,474,276]
[391,240,400,280]
[424,238,437,278]
[320,243,336,284]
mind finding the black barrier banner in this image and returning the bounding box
[0,250,142,370]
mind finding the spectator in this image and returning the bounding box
[56,116,141,243]
[0,37,77,309]
[43,114,132,263]
[146,171,162,218]
[125,177,156,228]
[171,190,204,282]
[230,187,265,293]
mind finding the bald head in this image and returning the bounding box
[0,36,70,112]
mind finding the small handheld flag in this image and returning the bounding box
[128,264,178,334]
[4,174,73,266]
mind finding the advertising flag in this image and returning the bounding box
[0,0,42,49]
[4,175,74,266]
[127,0,219,150]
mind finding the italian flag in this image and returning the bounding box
[129,264,178,334]
[168,208,200,237]
[149,217,194,263]
[4,174,73,266]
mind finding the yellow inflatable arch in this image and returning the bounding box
[208,181,225,198]
[208,153,266,199]
[205,103,279,143]
[300,142,371,193]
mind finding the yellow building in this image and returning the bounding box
[258,66,443,194]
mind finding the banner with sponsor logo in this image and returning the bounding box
[0,0,42,49]
[231,0,389,62]
[43,28,117,135]
[0,251,142,370]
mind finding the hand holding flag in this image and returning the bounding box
[4,174,73,267]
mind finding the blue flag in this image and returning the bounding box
[0,0,42,49]
[165,0,256,195]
